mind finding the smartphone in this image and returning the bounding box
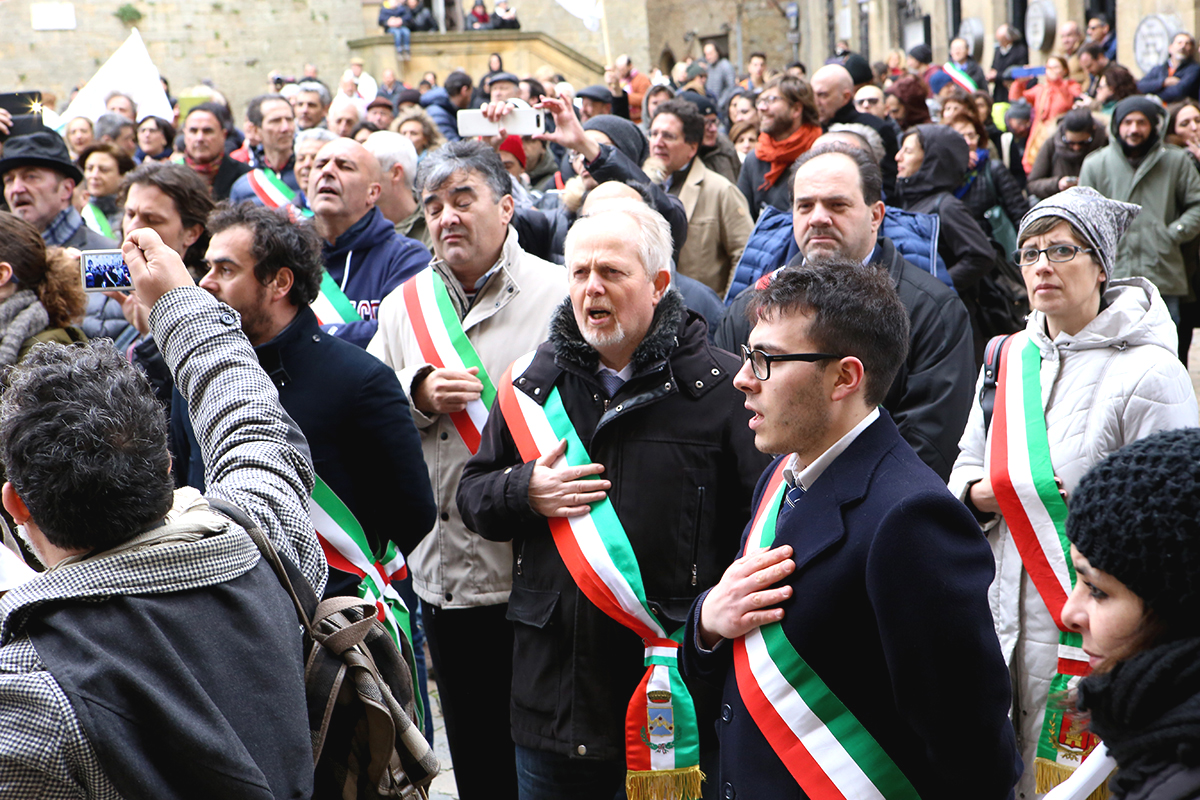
[80,249,133,293]
[457,108,545,137]
[0,92,44,140]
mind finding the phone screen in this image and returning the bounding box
[80,250,133,293]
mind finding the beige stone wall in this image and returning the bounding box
[0,0,378,117]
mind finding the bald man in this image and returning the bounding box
[309,138,431,347]
[810,64,898,196]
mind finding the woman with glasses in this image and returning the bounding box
[949,187,1198,800]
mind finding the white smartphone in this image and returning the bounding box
[80,249,133,293]
[457,108,545,137]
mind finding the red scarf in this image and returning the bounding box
[755,124,821,191]
[184,153,222,188]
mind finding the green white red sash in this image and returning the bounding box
[81,203,114,239]
[732,460,921,800]
[942,62,978,91]
[311,270,361,326]
[497,352,703,800]
[401,268,497,454]
[247,168,313,218]
[988,333,1101,794]
[309,474,421,728]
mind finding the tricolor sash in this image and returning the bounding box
[942,62,979,91]
[733,460,921,800]
[311,269,361,326]
[401,268,497,454]
[988,333,1106,796]
[497,352,703,800]
[247,168,314,218]
[309,474,422,728]
[81,202,114,239]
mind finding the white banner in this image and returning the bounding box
[57,29,173,131]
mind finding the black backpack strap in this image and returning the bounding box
[206,497,319,630]
[980,334,1012,436]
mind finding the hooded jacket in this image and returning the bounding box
[1026,117,1109,199]
[949,278,1199,799]
[419,86,461,143]
[894,124,996,295]
[1079,113,1200,297]
[456,291,767,759]
[320,206,431,348]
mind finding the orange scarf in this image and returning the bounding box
[755,124,821,191]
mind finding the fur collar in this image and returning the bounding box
[549,289,686,374]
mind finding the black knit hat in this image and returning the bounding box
[1067,427,1200,636]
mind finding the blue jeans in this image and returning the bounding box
[390,26,411,51]
[515,745,627,800]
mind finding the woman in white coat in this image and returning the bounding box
[949,186,1199,799]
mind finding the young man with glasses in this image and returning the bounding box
[684,259,1020,800]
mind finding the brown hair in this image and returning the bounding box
[76,142,137,177]
[728,120,760,145]
[0,213,87,328]
[390,107,447,153]
[943,111,988,148]
[885,75,931,128]
[764,75,821,128]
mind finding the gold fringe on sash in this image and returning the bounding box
[625,766,705,800]
[1035,757,1111,800]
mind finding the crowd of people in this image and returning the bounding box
[0,10,1199,800]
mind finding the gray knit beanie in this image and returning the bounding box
[1017,186,1140,284]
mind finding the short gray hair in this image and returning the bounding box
[296,80,331,108]
[95,112,134,142]
[565,199,672,281]
[415,139,512,202]
[296,127,338,146]
[826,123,886,164]
[363,131,419,191]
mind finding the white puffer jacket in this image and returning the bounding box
[949,277,1199,799]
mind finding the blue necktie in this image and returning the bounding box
[598,371,625,399]
[783,483,806,509]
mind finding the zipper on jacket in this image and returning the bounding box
[690,486,704,586]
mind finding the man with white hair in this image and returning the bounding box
[457,199,766,798]
[328,96,361,138]
[363,130,431,248]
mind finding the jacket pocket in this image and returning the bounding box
[506,586,562,715]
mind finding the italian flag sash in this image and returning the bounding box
[497,352,703,800]
[401,268,497,454]
[311,270,361,326]
[247,168,313,218]
[81,203,114,239]
[309,474,422,728]
[733,460,920,800]
[942,62,978,91]
[988,334,1106,797]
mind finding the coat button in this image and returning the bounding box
[219,312,236,326]
[440,432,449,440]
[444,592,453,602]
[576,744,587,755]
[723,782,735,799]
[504,466,513,474]
[440,512,449,521]
[614,404,623,411]
[533,387,541,395]
[518,377,527,385]
[695,380,704,389]
[720,703,732,722]
[664,382,671,389]
[312,334,321,342]
[711,367,720,375]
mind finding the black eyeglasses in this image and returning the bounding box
[740,345,843,380]
[1012,243,1095,267]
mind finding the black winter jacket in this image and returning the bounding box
[737,150,793,221]
[894,124,995,295]
[957,153,1032,237]
[457,291,769,760]
[714,237,975,481]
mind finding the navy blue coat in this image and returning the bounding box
[1137,59,1200,104]
[320,206,431,348]
[172,305,436,596]
[683,411,1021,800]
